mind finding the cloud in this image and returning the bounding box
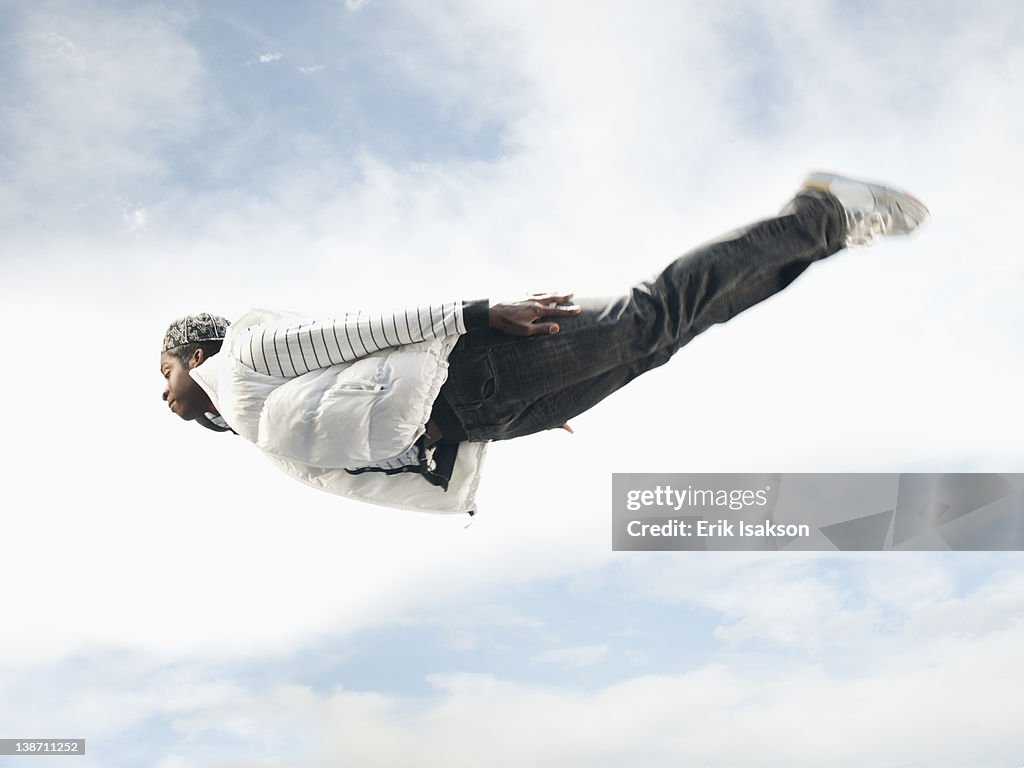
[311,638,1024,766]
[123,205,147,232]
[44,605,1012,768]
[297,64,325,74]
[530,644,609,668]
[258,51,283,63]
[0,3,203,231]
[6,572,1022,767]
[39,31,84,69]
[154,758,200,768]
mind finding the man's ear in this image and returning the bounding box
[189,347,207,369]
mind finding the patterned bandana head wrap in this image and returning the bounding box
[162,312,231,353]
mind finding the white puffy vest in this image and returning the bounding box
[189,308,487,514]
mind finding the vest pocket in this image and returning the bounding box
[335,381,386,394]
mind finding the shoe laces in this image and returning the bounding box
[844,208,892,247]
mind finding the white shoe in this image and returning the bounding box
[802,171,930,247]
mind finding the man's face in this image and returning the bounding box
[160,350,209,421]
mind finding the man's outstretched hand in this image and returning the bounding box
[489,292,582,336]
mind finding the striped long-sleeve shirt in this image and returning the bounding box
[237,299,490,378]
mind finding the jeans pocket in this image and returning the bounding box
[448,348,499,408]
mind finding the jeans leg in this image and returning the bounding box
[441,190,846,441]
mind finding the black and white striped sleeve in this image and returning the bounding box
[237,299,490,378]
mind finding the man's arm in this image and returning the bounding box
[236,299,490,377]
[234,293,582,378]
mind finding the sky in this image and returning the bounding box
[1,0,1023,766]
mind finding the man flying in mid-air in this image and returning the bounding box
[159,171,929,515]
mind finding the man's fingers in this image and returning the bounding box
[541,305,581,319]
[528,291,575,304]
[525,321,559,335]
[530,302,581,316]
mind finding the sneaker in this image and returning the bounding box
[802,171,930,247]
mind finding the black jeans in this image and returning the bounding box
[434,190,847,442]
